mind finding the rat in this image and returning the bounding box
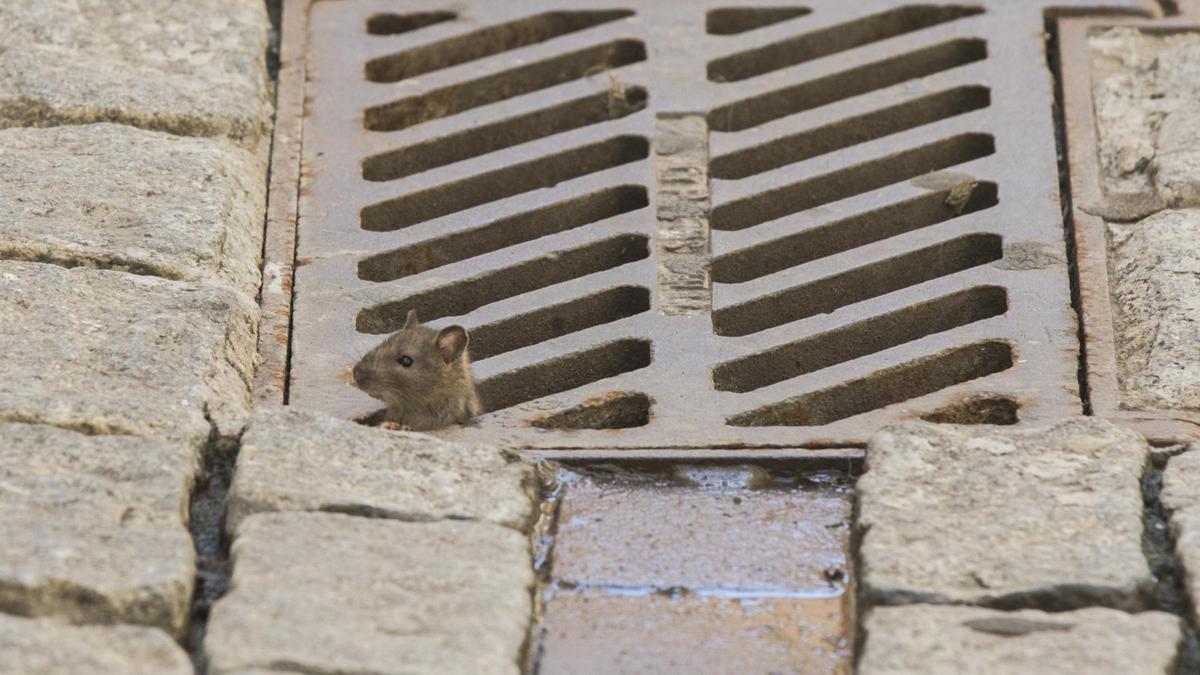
[351,309,482,431]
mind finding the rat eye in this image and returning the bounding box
[398,355,413,368]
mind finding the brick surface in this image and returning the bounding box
[859,605,1181,675]
[0,0,271,146]
[205,512,533,675]
[538,591,849,675]
[0,261,258,445]
[858,419,1153,609]
[552,471,850,590]
[0,614,192,675]
[0,124,265,299]
[0,423,196,637]
[227,406,538,535]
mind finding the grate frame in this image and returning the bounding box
[1058,14,1200,444]
[279,0,1162,451]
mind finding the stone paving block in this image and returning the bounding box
[205,512,533,675]
[858,418,1153,609]
[0,124,265,299]
[1162,448,1200,626]
[552,470,850,590]
[1090,27,1200,208]
[538,591,849,675]
[0,614,192,675]
[0,423,196,638]
[227,406,538,535]
[859,605,1182,675]
[1108,209,1200,411]
[0,0,271,146]
[0,261,258,445]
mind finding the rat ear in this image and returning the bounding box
[403,309,420,329]
[435,326,469,364]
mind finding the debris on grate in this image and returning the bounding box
[285,0,1160,451]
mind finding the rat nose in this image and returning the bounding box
[352,363,369,386]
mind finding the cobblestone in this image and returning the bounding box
[859,605,1182,675]
[227,406,538,535]
[1108,209,1200,410]
[0,423,195,637]
[0,260,258,445]
[0,124,265,299]
[858,419,1152,609]
[1090,27,1200,208]
[0,613,192,675]
[0,0,271,146]
[205,512,533,675]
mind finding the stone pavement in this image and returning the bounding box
[3,3,1200,675]
[0,0,273,668]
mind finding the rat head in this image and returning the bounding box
[352,310,471,407]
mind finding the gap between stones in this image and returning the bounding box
[1142,452,1200,674]
[185,413,242,674]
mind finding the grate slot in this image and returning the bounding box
[469,286,651,362]
[365,10,636,82]
[358,185,649,281]
[713,232,1003,337]
[711,133,995,232]
[364,39,647,132]
[531,391,651,428]
[712,181,998,283]
[363,88,649,182]
[706,7,811,35]
[356,234,650,333]
[708,4,983,82]
[360,135,650,231]
[727,340,1013,426]
[365,11,456,36]
[714,285,1007,392]
[711,85,991,179]
[709,38,987,132]
[477,339,653,412]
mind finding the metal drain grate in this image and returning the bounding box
[289,0,1156,450]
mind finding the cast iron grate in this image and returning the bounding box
[289,0,1155,450]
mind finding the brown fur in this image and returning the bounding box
[352,310,482,431]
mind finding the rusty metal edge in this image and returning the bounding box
[1058,14,1200,444]
[253,0,312,405]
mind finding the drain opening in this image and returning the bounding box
[358,186,648,282]
[727,340,1014,426]
[708,5,984,83]
[362,88,648,182]
[712,181,998,284]
[713,232,1004,337]
[705,7,811,35]
[712,85,991,180]
[365,11,455,36]
[361,135,649,231]
[711,133,995,232]
[364,39,647,132]
[708,37,987,132]
[714,285,1007,393]
[469,286,650,362]
[530,391,651,429]
[356,234,649,334]
[365,10,635,82]
[919,394,1019,424]
[477,339,652,412]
